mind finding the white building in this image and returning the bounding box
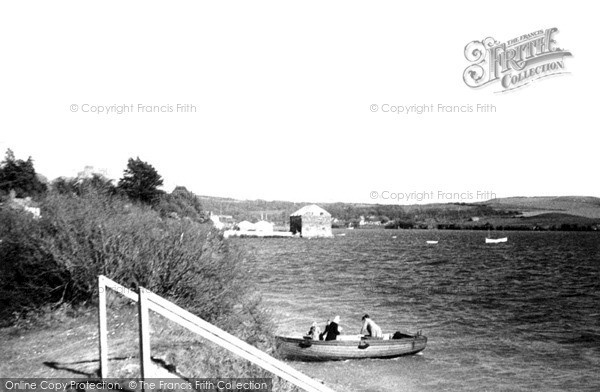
[237,220,255,231]
[209,214,224,229]
[77,165,109,179]
[254,220,274,232]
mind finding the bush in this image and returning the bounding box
[156,186,206,222]
[0,209,70,326]
[1,190,274,346]
[43,191,270,334]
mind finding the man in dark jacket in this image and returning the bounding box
[323,315,342,341]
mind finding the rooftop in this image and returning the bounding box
[290,204,331,217]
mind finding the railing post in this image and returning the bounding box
[98,275,108,378]
[138,287,152,381]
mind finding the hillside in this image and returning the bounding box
[483,196,600,219]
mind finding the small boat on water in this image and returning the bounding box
[485,228,507,243]
[485,237,508,244]
[426,240,438,244]
[275,333,427,361]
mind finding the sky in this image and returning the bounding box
[0,1,597,205]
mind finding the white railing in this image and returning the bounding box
[98,275,335,392]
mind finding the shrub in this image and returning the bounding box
[0,208,69,326]
[38,191,268,333]
[1,190,274,344]
[156,186,206,222]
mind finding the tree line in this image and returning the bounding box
[0,151,205,222]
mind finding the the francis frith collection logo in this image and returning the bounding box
[463,28,572,92]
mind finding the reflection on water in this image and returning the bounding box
[236,230,600,392]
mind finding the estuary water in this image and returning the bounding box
[237,230,600,392]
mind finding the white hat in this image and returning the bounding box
[333,315,340,323]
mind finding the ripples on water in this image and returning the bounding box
[235,230,600,392]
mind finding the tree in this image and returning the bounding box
[0,149,47,199]
[117,157,164,205]
[52,174,116,197]
[156,186,205,221]
[51,177,78,195]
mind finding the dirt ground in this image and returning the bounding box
[0,304,146,378]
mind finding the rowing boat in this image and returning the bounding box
[485,237,507,243]
[485,228,507,243]
[275,333,427,361]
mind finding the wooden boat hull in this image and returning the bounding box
[275,335,427,361]
[485,237,508,243]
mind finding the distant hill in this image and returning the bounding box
[197,195,304,225]
[483,196,600,219]
[520,212,600,225]
[195,194,600,230]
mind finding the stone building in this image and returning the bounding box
[290,204,333,238]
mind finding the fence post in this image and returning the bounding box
[138,287,152,381]
[98,276,108,378]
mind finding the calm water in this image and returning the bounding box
[236,230,600,392]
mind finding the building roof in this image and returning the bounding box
[254,220,274,232]
[290,204,331,217]
[238,221,255,230]
[255,220,274,226]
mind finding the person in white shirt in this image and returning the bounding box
[360,314,383,338]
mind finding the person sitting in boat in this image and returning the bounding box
[306,321,321,340]
[322,315,342,341]
[318,319,330,340]
[361,314,383,338]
